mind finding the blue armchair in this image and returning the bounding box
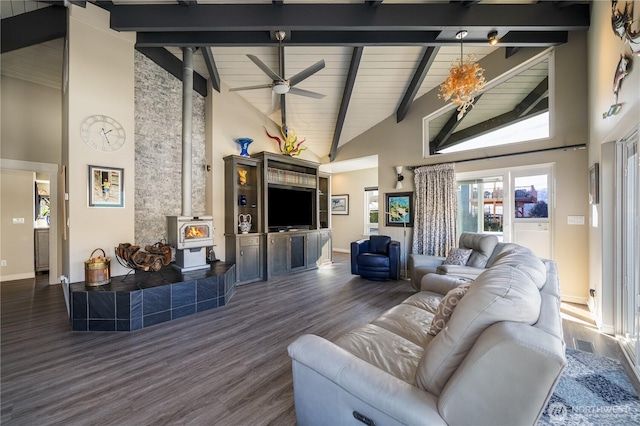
[351,235,401,280]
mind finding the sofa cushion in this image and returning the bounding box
[442,248,473,266]
[369,235,391,254]
[428,283,471,336]
[357,253,390,269]
[415,264,542,396]
[334,323,424,384]
[458,233,498,268]
[402,291,443,315]
[491,250,547,289]
[372,304,436,347]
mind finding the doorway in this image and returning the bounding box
[456,163,554,260]
[618,130,639,373]
[0,159,59,285]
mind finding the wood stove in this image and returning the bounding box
[167,216,213,271]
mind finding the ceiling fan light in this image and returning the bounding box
[273,82,290,95]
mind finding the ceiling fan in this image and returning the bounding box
[230,30,326,103]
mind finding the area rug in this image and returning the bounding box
[537,348,640,425]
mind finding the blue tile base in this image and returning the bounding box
[70,262,236,332]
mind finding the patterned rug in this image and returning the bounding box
[537,348,640,425]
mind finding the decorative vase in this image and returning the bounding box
[236,138,253,157]
[238,194,247,206]
[238,169,248,185]
[238,214,252,234]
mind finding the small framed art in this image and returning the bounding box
[385,192,414,227]
[331,194,349,215]
[88,165,124,208]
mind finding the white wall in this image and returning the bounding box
[329,168,378,252]
[587,0,640,333]
[64,4,136,282]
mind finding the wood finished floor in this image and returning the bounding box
[2,253,638,425]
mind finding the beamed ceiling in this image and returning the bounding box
[1,0,590,161]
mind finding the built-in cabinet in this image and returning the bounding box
[224,152,332,284]
[34,228,49,272]
[224,156,264,284]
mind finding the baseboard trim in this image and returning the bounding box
[561,294,589,305]
[333,248,349,253]
[0,272,36,282]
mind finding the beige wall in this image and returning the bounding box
[587,0,640,332]
[0,170,36,280]
[329,168,378,252]
[333,31,590,301]
[64,4,136,282]
[1,75,62,165]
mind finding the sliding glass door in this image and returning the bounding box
[620,131,639,370]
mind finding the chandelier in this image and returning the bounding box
[439,30,486,120]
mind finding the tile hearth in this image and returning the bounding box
[69,262,236,331]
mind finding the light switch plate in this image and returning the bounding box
[12,218,25,224]
[567,215,585,225]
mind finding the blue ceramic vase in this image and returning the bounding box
[236,138,253,157]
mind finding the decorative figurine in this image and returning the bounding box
[238,214,252,234]
[238,169,248,185]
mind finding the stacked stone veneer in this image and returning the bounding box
[134,51,207,248]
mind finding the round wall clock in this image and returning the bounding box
[81,115,126,152]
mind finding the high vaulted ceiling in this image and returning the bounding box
[1,0,590,161]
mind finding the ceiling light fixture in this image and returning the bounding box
[488,31,499,46]
[439,30,486,121]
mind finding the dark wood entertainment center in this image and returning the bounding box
[224,152,332,284]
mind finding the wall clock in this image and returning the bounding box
[81,115,126,152]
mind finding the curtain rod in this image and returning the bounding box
[406,143,586,171]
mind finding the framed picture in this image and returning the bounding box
[88,165,124,208]
[331,194,349,215]
[385,192,414,227]
[589,163,599,205]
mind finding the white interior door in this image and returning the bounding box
[511,166,553,259]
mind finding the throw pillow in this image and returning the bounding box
[442,247,473,266]
[428,283,471,336]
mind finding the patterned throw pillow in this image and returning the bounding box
[442,247,473,266]
[428,283,471,336]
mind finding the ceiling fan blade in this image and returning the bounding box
[270,91,281,113]
[246,54,283,82]
[288,87,326,99]
[288,59,326,87]
[229,83,273,92]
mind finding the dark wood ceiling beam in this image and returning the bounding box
[430,93,484,154]
[366,1,383,7]
[396,46,440,123]
[514,76,548,117]
[136,47,208,97]
[450,0,480,8]
[110,3,589,33]
[135,30,569,48]
[201,46,221,93]
[272,0,284,5]
[1,6,66,53]
[505,47,521,58]
[329,46,363,161]
[435,98,549,153]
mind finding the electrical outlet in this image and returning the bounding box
[1,260,7,267]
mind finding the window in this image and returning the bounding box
[364,187,378,235]
[457,178,504,237]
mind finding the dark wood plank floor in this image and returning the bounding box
[1,253,415,425]
[2,253,638,425]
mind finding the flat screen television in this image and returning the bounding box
[268,186,314,231]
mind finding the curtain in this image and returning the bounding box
[412,163,457,256]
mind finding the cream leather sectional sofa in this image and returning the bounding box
[288,244,566,426]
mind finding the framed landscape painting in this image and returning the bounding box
[385,192,414,227]
[331,194,349,215]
